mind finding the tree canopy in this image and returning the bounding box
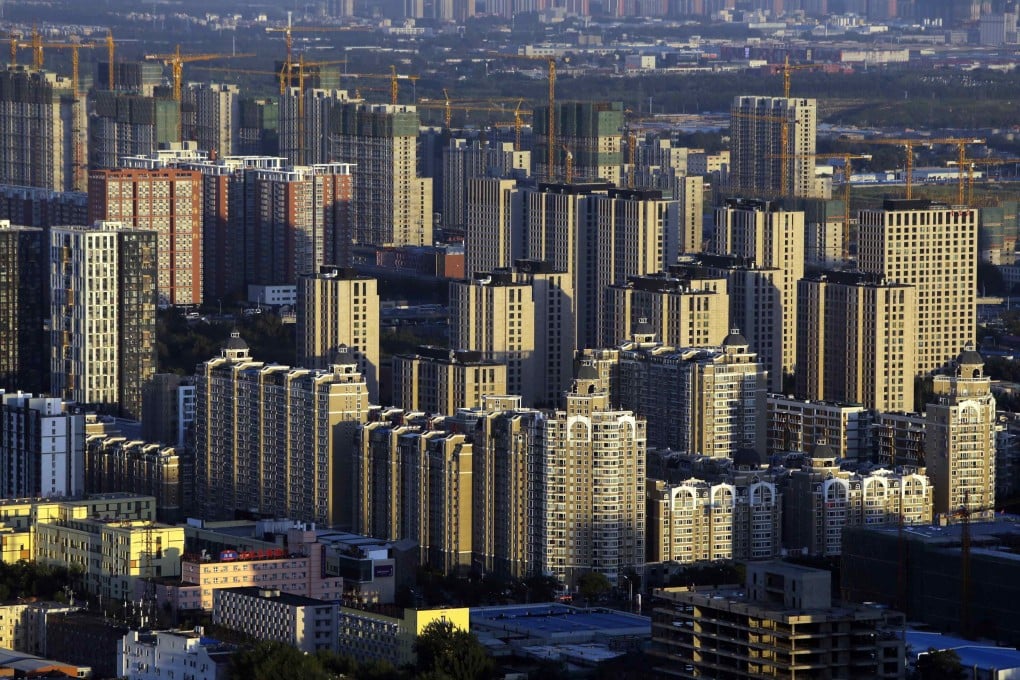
[414,620,494,680]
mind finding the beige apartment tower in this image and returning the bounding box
[392,347,507,415]
[925,347,996,520]
[194,335,371,526]
[535,368,646,588]
[464,177,521,275]
[297,266,380,402]
[601,270,729,348]
[712,199,804,388]
[646,475,782,565]
[796,271,917,412]
[858,199,977,377]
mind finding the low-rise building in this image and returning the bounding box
[0,602,77,656]
[843,518,1020,645]
[118,628,234,680]
[649,562,906,678]
[0,647,91,678]
[337,606,469,667]
[0,494,157,565]
[213,587,339,654]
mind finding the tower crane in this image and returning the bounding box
[6,31,21,66]
[341,68,419,105]
[778,55,822,99]
[20,32,96,98]
[144,46,254,140]
[265,11,365,94]
[860,137,984,201]
[144,46,255,103]
[416,93,532,130]
[947,157,1019,205]
[13,31,96,191]
[730,110,797,198]
[485,52,557,180]
[105,31,115,91]
[563,144,574,183]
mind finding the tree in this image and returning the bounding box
[229,641,332,680]
[578,572,612,602]
[915,648,966,680]
[414,620,494,680]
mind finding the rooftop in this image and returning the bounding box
[471,604,650,641]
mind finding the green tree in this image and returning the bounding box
[229,641,332,680]
[577,572,612,602]
[915,648,966,680]
[414,620,493,680]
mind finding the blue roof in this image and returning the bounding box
[907,631,1020,672]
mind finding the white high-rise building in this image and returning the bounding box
[49,222,157,419]
[0,391,85,498]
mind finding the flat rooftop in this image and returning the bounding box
[471,604,649,641]
[906,630,1020,672]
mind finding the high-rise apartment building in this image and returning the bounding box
[729,95,821,199]
[925,347,996,521]
[184,83,240,157]
[392,347,507,415]
[354,414,423,543]
[296,266,379,402]
[449,270,534,402]
[587,188,680,344]
[601,270,729,348]
[0,185,87,229]
[858,199,977,376]
[0,69,83,191]
[533,101,623,184]
[466,399,543,579]
[0,391,85,498]
[710,200,805,389]
[332,103,433,247]
[766,395,872,461]
[194,335,371,526]
[444,139,529,233]
[89,91,179,170]
[449,264,573,407]
[252,163,354,284]
[0,222,47,394]
[50,222,157,419]
[464,177,521,275]
[88,167,203,307]
[83,435,182,522]
[279,88,355,166]
[585,331,768,457]
[783,450,932,556]
[401,429,475,573]
[646,474,782,564]
[796,271,916,412]
[533,369,645,588]
[181,155,284,301]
